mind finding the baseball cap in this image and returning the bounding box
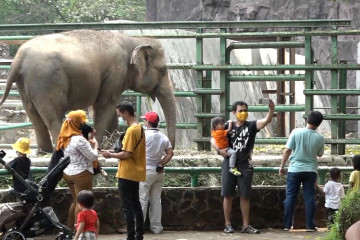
[140,111,159,123]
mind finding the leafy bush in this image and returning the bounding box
[322,191,360,240]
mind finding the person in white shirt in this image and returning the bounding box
[57,110,99,230]
[139,112,174,234]
[323,167,345,228]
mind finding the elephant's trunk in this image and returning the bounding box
[156,74,176,149]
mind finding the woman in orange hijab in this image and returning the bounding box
[59,110,99,229]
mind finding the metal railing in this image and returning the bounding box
[1,20,360,153]
[0,166,352,187]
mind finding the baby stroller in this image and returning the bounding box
[0,151,74,240]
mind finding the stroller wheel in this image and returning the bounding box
[55,233,73,240]
[2,230,26,240]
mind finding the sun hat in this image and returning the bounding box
[140,112,159,123]
[12,137,31,154]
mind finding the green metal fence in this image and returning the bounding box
[0,166,351,187]
[1,20,360,153]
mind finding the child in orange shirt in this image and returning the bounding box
[211,117,241,176]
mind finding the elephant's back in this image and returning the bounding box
[20,30,123,55]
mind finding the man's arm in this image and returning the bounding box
[279,147,292,176]
[159,148,174,167]
[101,150,133,160]
[256,99,275,130]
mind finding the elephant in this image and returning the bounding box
[0,29,176,152]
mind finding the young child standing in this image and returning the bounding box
[211,117,241,176]
[349,154,360,192]
[74,190,100,240]
[323,167,345,227]
[8,137,31,193]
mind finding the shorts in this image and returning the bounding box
[79,231,96,240]
[221,157,254,198]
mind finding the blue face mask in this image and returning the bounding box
[118,117,125,125]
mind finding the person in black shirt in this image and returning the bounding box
[211,100,275,234]
[8,137,31,193]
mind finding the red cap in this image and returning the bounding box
[140,111,159,123]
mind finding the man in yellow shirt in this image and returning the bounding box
[101,101,145,240]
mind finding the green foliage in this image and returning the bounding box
[0,0,145,24]
[322,191,360,240]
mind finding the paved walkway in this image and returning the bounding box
[33,228,327,240]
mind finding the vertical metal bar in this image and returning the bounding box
[304,28,313,114]
[289,43,296,133]
[338,62,347,154]
[196,28,204,150]
[219,28,228,118]
[203,70,212,150]
[318,169,326,185]
[191,174,199,187]
[331,35,339,154]
[136,96,141,121]
[277,37,285,137]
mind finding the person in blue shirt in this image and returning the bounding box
[279,110,325,232]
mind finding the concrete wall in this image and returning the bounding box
[0,187,327,234]
[147,0,360,138]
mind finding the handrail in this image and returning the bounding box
[0,166,352,187]
[0,20,351,32]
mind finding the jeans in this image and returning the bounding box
[227,148,237,168]
[139,170,165,233]
[118,178,144,240]
[283,171,317,229]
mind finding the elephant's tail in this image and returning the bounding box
[0,59,20,107]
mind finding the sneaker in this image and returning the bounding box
[151,228,163,234]
[284,226,293,231]
[241,225,260,234]
[306,227,318,232]
[224,224,234,233]
[229,168,242,176]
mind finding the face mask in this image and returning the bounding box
[236,112,248,122]
[118,117,126,125]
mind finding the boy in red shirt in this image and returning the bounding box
[74,190,100,240]
[211,117,241,176]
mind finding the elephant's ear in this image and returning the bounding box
[130,45,153,80]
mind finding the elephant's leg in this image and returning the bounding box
[22,104,54,153]
[34,102,66,152]
[93,102,118,146]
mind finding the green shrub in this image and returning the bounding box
[322,191,360,240]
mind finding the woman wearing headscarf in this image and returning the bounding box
[57,110,99,229]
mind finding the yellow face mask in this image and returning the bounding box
[236,111,248,122]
